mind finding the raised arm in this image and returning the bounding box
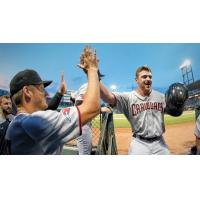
[100,82,116,106]
[78,46,100,125]
[47,72,67,110]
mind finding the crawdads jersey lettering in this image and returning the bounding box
[113,90,166,138]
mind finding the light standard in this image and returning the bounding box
[110,84,117,92]
[179,59,194,85]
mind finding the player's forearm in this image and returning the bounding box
[85,68,100,112]
[80,68,100,124]
[100,82,116,105]
[47,92,63,110]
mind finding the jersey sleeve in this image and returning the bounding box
[112,92,129,113]
[161,93,166,111]
[22,106,82,145]
[195,116,200,138]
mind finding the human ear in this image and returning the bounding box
[22,86,32,100]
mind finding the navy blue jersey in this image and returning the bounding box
[6,107,81,155]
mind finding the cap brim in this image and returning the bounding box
[43,80,52,88]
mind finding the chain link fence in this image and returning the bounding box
[62,114,101,154]
[62,110,118,155]
[91,115,101,147]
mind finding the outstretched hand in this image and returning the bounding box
[77,46,99,72]
[58,72,67,95]
[77,46,105,80]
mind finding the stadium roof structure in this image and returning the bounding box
[187,80,200,91]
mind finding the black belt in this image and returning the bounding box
[133,134,162,142]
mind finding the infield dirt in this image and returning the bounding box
[115,121,196,155]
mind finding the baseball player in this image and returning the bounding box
[0,72,67,155]
[193,96,200,155]
[75,83,93,155]
[74,84,112,155]
[6,46,100,155]
[194,117,200,155]
[47,72,67,110]
[100,65,170,155]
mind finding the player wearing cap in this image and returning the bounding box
[0,72,67,155]
[6,47,100,155]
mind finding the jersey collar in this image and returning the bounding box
[133,89,153,101]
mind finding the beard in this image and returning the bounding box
[3,108,12,116]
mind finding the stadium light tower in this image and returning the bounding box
[179,59,194,85]
[110,84,117,92]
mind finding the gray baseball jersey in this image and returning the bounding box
[195,115,200,138]
[113,90,166,138]
[6,107,81,154]
[76,122,92,155]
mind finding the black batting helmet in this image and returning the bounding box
[165,83,188,117]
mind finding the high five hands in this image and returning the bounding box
[77,46,104,80]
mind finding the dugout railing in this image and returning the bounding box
[62,110,118,155]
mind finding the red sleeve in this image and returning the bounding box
[76,106,82,135]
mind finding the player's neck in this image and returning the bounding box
[17,105,37,114]
[136,88,151,97]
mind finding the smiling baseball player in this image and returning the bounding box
[100,65,170,155]
[6,46,100,155]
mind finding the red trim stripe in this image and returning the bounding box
[76,106,82,135]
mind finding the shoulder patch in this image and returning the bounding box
[61,108,72,122]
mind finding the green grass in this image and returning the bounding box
[92,111,195,128]
[164,111,195,125]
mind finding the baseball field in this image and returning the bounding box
[112,110,195,127]
[112,111,196,154]
[63,111,196,155]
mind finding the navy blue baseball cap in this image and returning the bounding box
[10,69,52,96]
[0,90,10,97]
